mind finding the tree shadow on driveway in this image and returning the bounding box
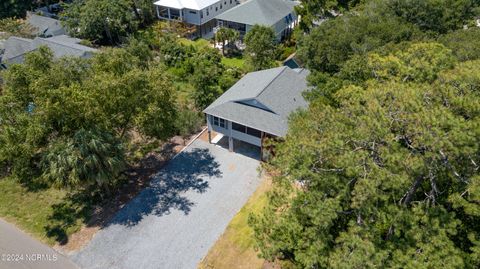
[107,147,222,227]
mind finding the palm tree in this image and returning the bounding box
[215,27,229,55]
[227,28,240,51]
[42,128,125,195]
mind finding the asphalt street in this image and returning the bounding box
[0,218,78,269]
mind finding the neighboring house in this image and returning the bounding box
[215,0,299,41]
[27,13,67,37]
[1,35,96,67]
[203,66,309,158]
[153,0,238,38]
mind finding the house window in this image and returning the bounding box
[212,116,226,128]
[230,0,232,4]
[206,9,209,16]
[220,4,222,9]
[215,6,218,11]
[189,10,197,14]
[201,11,203,18]
[232,122,246,132]
[232,122,262,137]
[247,127,262,138]
[224,1,226,4]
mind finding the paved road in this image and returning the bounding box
[72,139,261,269]
[0,218,78,269]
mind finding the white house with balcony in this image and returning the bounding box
[154,0,238,38]
[215,0,299,41]
[203,66,309,159]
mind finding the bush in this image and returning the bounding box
[438,27,480,61]
[175,109,204,137]
[278,44,296,61]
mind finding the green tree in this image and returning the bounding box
[130,0,156,26]
[250,43,480,268]
[215,27,230,55]
[0,0,33,19]
[227,28,240,51]
[295,0,362,31]
[215,27,240,55]
[41,128,125,193]
[61,0,138,45]
[0,46,177,192]
[87,48,177,139]
[191,47,224,110]
[438,27,480,61]
[387,0,480,34]
[174,109,204,139]
[297,6,421,74]
[244,25,278,71]
[0,18,34,38]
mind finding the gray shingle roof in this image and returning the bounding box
[215,0,299,26]
[32,36,96,58]
[2,37,35,64]
[1,35,97,66]
[27,14,67,37]
[203,66,309,137]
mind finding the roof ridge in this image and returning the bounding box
[34,37,93,52]
[255,66,288,98]
[9,36,33,42]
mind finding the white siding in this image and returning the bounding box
[232,130,261,146]
[184,9,201,25]
[271,12,298,41]
[200,0,237,24]
[208,114,262,147]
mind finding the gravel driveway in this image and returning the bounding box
[71,139,261,269]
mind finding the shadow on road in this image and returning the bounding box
[107,148,222,227]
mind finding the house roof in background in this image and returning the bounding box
[27,13,67,37]
[215,0,299,26]
[1,35,97,66]
[2,37,36,64]
[32,35,96,58]
[154,0,220,10]
[204,66,309,136]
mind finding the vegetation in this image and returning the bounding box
[0,177,88,245]
[61,0,135,45]
[0,17,34,38]
[0,18,244,244]
[438,27,480,61]
[0,0,34,19]
[221,56,245,70]
[251,0,480,268]
[0,45,176,193]
[215,27,240,56]
[244,25,278,71]
[294,0,361,31]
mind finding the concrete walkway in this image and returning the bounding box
[0,218,78,269]
[72,139,261,269]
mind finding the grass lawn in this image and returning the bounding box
[178,38,212,50]
[178,37,246,70]
[221,56,246,70]
[0,177,90,246]
[198,176,271,269]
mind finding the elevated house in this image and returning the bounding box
[154,0,238,38]
[203,66,309,159]
[215,0,299,41]
[0,35,96,67]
